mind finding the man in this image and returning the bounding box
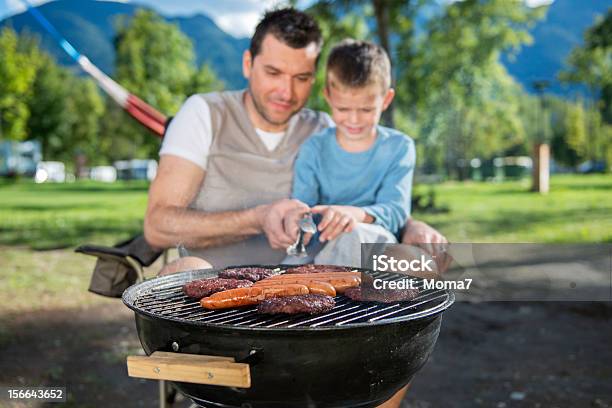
[144,8,446,266]
[144,10,446,406]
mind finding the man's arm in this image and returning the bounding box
[144,155,264,249]
[144,155,307,250]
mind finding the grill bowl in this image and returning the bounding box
[123,266,454,408]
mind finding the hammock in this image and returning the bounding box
[21,0,167,138]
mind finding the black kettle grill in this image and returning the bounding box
[123,266,454,408]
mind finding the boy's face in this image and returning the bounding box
[324,78,394,143]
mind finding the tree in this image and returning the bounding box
[396,0,545,178]
[560,9,612,124]
[64,77,106,164]
[107,9,222,158]
[25,50,105,165]
[305,4,369,112]
[560,10,612,170]
[26,53,71,158]
[115,9,195,113]
[308,0,424,127]
[0,28,39,140]
[188,63,224,96]
[544,95,583,167]
[564,99,587,159]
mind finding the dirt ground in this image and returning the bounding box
[1,299,610,408]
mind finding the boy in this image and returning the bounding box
[289,39,415,266]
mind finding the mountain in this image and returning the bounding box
[0,0,248,89]
[169,14,249,90]
[0,0,609,96]
[503,0,609,95]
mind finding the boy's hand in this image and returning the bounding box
[311,205,367,242]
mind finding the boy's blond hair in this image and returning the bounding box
[326,39,391,92]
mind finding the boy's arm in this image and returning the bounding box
[291,141,321,207]
[361,138,415,234]
[286,141,321,240]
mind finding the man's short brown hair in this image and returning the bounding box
[326,39,391,91]
[250,8,323,60]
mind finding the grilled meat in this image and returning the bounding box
[183,278,252,299]
[285,264,355,274]
[219,267,279,282]
[200,284,310,309]
[343,286,418,303]
[257,294,335,315]
[255,279,338,296]
[256,273,360,294]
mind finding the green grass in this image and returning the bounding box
[415,174,612,243]
[0,180,149,249]
[0,175,610,250]
[0,246,109,312]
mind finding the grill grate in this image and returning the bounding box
[125,268,454,330]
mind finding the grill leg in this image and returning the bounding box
[159,380,183,408]
[159,380,167,408]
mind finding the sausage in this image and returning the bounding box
[325,279,359,294]
[257,274,361,294]
[265,272,362,281]
[254,279,336,296]
[305,281,337,296]
[200,284,309,310]
[256,277,356,294]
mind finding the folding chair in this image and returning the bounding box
[76,235,197,408]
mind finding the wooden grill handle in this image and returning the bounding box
[127,351,251,388]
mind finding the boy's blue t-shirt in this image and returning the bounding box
[291,125,415,236]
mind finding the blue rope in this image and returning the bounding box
[20,0,81,61]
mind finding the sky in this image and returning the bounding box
[0,0,556,38]
[0,0,285,37]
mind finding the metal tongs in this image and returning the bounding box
[286,213,317,257]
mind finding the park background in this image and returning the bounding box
[0,0,611,407]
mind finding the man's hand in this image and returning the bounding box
[262,199,310,249]
[401,219,447,245]
[283,206,315,245]
[401,219,451,272]
[311,205,364,242]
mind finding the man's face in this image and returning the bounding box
[243,34,318,130]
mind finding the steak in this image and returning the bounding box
[257,294,335,315]
[219,267,279,282]
[285,264,355,274]
[183,278,253,299]
[343,286,419,303]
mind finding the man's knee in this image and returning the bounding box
[158,256,212,276]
